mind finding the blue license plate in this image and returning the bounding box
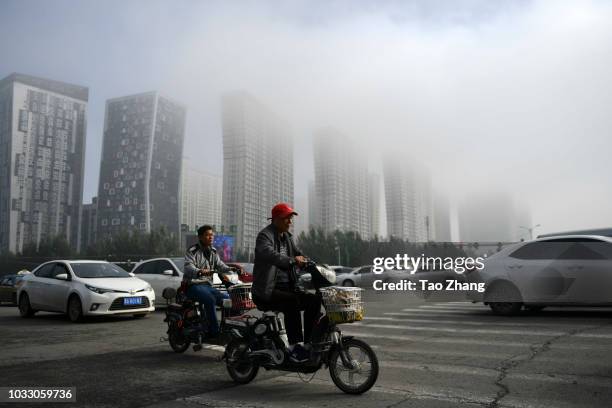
[123,297,143,306]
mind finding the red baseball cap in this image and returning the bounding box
[270,203,298,219]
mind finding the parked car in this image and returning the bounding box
[298,265,352,288]
[0,272,28,305]
[226,262,254,283]
[465,235,612,315]
[17,260,155,322]
[131,257,230,306]
[335,265,406,288]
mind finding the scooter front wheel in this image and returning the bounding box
[329,338,379,394]
[225,340,259,384]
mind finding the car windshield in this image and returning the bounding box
[71,263,131,278]
[172,258,185,273]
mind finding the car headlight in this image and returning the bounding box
[144,284,153,292]
[85,284,113,294]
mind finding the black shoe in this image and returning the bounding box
[289,344,310,363]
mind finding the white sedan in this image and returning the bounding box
[17,260,155,322]
[130,257,225,306]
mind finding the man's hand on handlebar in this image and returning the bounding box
[198,268,212,277]
[294,256,307,268]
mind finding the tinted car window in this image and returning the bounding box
[157,260,175,275]
[509,242,571,260]
[34,263,55,278]
[558,242,611,260]
[51,264,71,279]
[71,263,131,278]
[172,258,185,273]
[133,261,156,274]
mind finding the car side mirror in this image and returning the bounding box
[163,270,174,276]
[129,272,135,277]
[56,273,69,281]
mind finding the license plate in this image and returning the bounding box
[123,297,143,306]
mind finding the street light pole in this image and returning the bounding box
[519,224,541,240]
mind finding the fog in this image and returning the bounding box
[2,0,612,236]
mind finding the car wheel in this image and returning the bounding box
[343,280,355,287]
[133,313,148,318]
[486,282,523,316]
[68,295,84,323]
[18,293,36,317]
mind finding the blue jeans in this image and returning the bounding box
[186,284,228,336]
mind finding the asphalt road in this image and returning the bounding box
[1,291,612,408]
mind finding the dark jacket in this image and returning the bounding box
[252,223,302,302]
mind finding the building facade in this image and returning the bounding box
[221,92,293,253]
[313,127,371,238]
[458,192,531,243]
[0,73,88,253]
[434,192,452,242]
[96,92,186,240]
[368,174,381,238]
[383,155,434,242]
[80,196,98,252]
[181,161,222,231]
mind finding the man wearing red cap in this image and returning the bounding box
[252,203,321,362]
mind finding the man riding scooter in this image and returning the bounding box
[184,225,233,337]
[252,203,322,362]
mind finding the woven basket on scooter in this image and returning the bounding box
[228,283,256,313]
[320,286,364,324]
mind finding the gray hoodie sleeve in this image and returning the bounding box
[184,246,200,283]
[214,253,232,274]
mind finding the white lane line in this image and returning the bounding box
[380,361,612,388]
[353,322,567,336]
[401,307,483,314]
[374,315,594,328]
[421,305,484,309]
[342,331,531,347]
[272,373,495,406]
[343,331,612,351]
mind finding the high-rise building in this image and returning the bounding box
[97,92,186,240]
[434,192,452,242]
[181,160,222,231]
[81,197,98,252]
[293,194,309,236]
[368,174,381,238]
[458,192,531,242]
[0,73,88,253]
[383,155,434,242]
[307,180,320,230]
[313,127,370,238]
[221,92,293,253]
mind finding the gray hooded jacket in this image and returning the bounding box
[184,242,231,285]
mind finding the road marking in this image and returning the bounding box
[380,361,612,388]
[353,322,568,336]
[374,315,595,328]
[401,307,484,314]
[342,331,612,351]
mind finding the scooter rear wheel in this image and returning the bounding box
[329,338,379,394]
[168,327,191,353]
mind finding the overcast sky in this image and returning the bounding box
[1,0,611,236]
